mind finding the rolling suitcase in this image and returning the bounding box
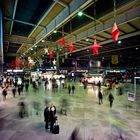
[53,121,59,134]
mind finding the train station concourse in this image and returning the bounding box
[0,0,140,140]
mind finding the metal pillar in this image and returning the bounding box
[0,9,4,74]
[56,46,60,73]
[134,77,140,112]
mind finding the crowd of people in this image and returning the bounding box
[0,73,127,135]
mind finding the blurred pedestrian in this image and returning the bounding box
[60,98,69,115]
[18,101,28,118]
[72,85,75,94]
[68,85,71,94]
[69,127,81,140]
[98,90,103,105]
[2,87,8,101]
[108,93,114,108]
[18,84,22,96]
[21,83,24,92]
[12,86,16,98]
[32,101,41,115]
[97,80,101,90]
[44,79,49,90]
[25,82,29,92]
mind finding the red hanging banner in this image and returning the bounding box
[91,39,102,56]
[112,22,119,44]
[69,41,74,53]
[59,37,66,46]
[49,50,53,59]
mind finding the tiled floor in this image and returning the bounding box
[0,81,140,140]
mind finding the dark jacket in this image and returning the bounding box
[108,94,114,102]
[2,89,7,96]
[98,91,103,99]
[44,106,50,122]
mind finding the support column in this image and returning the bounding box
[0,9,4,74]
[56,46,59,73]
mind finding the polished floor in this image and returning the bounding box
[0,81,140,140]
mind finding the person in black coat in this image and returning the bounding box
[44,106,50,130]
[12,86,16,98]
[72,85,75,94]
[49,104,56,132]
[25,82,29,92]
[98,90,103,105]
[108,93,114,108]
[98,81,101,90]
[2,87,8,101]
[18,84,22,96]
[68,85,71,94]
[44,104,57,131]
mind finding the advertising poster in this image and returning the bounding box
[127,92,135,101]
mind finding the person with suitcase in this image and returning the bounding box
[49,104,56,132]
[52,116,59,134]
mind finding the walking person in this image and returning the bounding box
[69,127,81,140]
[98,90,103,105]
[68,85,71,94]
[25,82,29,92]
[72,85,75,94]
[44,79,49,90]
[44,105,50,130]
[18,84,22,96]
[21,83,24,92]
[2,87,8,101]
[12,86,16,98]
[97,80,101,90]
[108,93,114,108]
[84,80,88,89]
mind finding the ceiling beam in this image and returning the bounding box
[28,2,58,38]
[60,30,140,56]
[4,17,45,28]
[78,44,140,59]
[4,34,35,45]
[65,5,140,49]
[10,0,18,35]
[53,0,68,7]
[96,34,109,40]
[34,0,93,45]
[127,22,138,30]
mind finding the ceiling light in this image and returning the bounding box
[53,30,57,33]
[136,47,138,50]
[42,40,45,43]
[78,11,83,16]
[30,48,33,51]
[86,38,89,41]
[34,45,37,48]
[118,40,122,44]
